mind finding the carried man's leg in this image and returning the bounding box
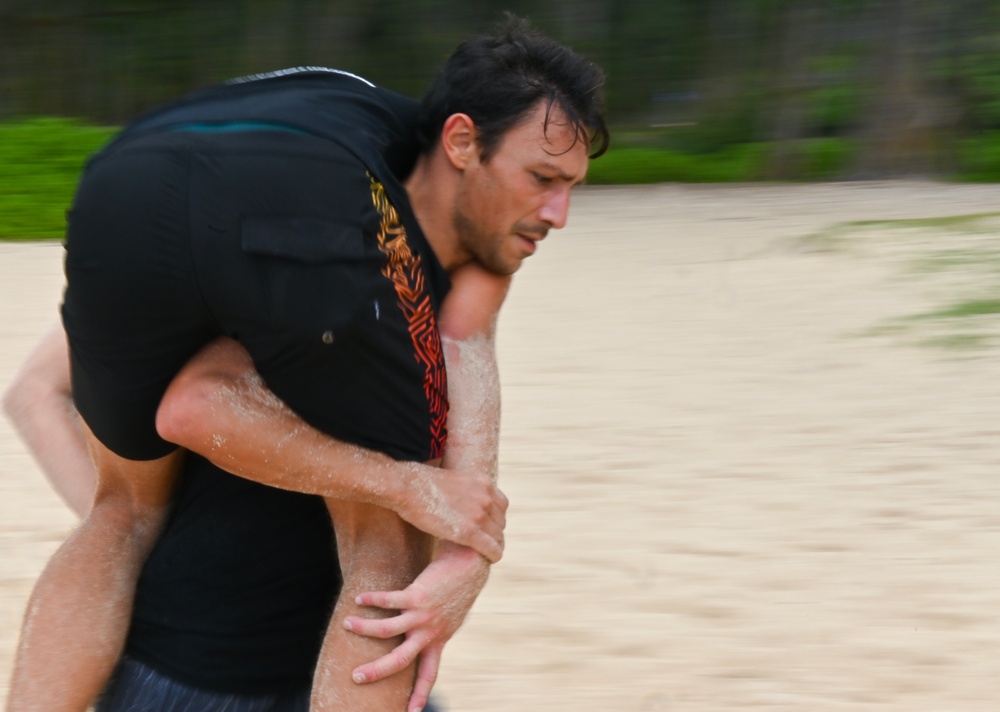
[5,438,182,712]
[312,502,433,711]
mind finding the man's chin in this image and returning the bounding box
[478,255,522,277]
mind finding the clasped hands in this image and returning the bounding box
[346,468,507,712]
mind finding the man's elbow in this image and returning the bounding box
[155,375,215,449]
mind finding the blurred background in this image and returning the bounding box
[1,0,999,239]
[3,5,1000,708]
[5,0,1000,175]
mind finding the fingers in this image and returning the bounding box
[497,486,510,514]
[444,484,505,560]
[454,497,504,562]
[488,482,508,518]
[487,482,508,535]
[351,632,430,684]
[408,645,442,712]
[354,589,413,610]
[406,470,508,561]
[343,608,418,640]
[470,529,503,564]
[467,484,506,562]
[488,488,508,536]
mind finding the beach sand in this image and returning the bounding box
[2,182,999,709]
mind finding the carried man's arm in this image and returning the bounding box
[155,302,508,563]
[3,319,508,564]
[2,324,95,517]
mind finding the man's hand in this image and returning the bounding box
[342,542,490,712]
[397,465,508,563]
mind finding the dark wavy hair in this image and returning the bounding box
[416,14,609,161]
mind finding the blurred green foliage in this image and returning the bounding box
[588,131,857,184]
[587,144,766,183]
[0,119,116,240]
[957,132,1000,182]
[1,116,995,240]
[3,0,1000,195]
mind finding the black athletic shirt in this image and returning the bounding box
[127,456,338,694]
[105,67,422,213]
[116,68,449,693]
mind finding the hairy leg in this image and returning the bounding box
[311,501,433,712]
[5,426,182,712]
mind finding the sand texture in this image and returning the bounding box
[2,181,999,710]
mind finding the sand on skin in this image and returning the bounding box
[2,181,999,710]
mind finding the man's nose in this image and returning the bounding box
[539,187,570,230]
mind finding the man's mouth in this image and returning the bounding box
[517,234,538,254]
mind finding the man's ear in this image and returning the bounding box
[440,113,478,170]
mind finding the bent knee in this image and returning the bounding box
[86,457,181,540]
[84,492,176,545]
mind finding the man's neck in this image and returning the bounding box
[404,155,469,275]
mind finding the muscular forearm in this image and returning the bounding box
[155,338,506,559]
[156,341,426,507]
[433,331,501,564]
[439,332,500,480]
[434,330,501,562]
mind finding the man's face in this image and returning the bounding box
[452,102,589,275]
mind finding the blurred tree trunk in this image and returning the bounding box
[695,0,765,149]
[758,0,825,179]
[936,0,993,133]
[850,0,961,177]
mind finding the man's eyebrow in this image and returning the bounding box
[537,161,582,183]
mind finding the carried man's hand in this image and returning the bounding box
[395,465,508,563]
[342,541,490,712]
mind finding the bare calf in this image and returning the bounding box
[311,501,433,712]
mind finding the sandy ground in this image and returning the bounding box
[2,181,1000,710]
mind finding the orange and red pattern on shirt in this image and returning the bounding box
[369,176,448,459]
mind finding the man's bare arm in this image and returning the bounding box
[344,265,511,712]
[2,324,95,517]
[3,318,507,562]
[156,322,509,564]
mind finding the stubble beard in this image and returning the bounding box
[452,205,519,277]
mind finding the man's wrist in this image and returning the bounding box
[361,456,417,514]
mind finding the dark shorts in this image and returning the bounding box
[95,656,310,712]
[95,656,445,712]
[62,128,386,460]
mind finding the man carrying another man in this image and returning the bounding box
[4,15,608,712]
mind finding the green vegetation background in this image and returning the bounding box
[3,118,999,241]
[1,120,117,240]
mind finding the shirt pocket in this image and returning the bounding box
[238,215,383,338]
[240,216,368,263]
